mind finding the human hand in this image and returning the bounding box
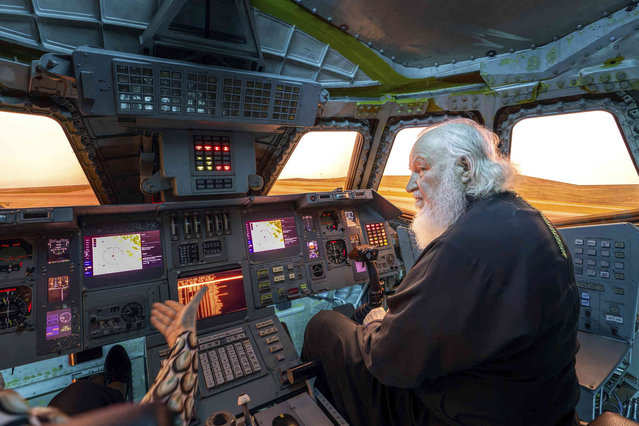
[150,286,208,348]
[363,306,387,326]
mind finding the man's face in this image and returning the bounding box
[405,134,454,207]
[406,132,468,248]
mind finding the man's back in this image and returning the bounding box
[359,191,580,425]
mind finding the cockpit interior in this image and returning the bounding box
[1,0,639,424]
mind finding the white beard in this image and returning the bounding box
[410,165,467,250]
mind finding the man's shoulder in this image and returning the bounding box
[442,191,559,258]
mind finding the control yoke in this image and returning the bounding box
[349,245,384,309]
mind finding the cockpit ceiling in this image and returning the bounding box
[294,0,630,68]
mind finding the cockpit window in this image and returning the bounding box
[378,127,428,214]
[269,131,359,195]
[0,112,100,209]
[511,111,639,222]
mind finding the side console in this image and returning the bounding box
[559,223,639,421]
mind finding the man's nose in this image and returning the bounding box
[406,174,418,193]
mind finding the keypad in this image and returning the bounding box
[198,328,262,390]
[116,64,154,112]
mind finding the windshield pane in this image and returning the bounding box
[269,131,358,195]
[378,127,427,213]
[0,112,100,209]
[511,111,639,221]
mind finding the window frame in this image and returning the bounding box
[263,120,372,195]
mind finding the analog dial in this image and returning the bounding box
[326,239,347,264]
[0,289,30,330]
[121,302,144,322]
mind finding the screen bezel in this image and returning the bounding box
[81,226,164,289]
[243,209,301,263]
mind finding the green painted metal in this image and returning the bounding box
[251,0,483,97]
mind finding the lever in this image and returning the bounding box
[237,393,255,426]
[349,245,384,311]
[286,361,319,385]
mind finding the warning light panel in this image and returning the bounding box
[365,223,388,246]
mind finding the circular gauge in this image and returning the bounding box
[59,312,72,323]
[326,240,347,264]
[121,302,144,322]
[320,211,340,232]
[0,289,30,330]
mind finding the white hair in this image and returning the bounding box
[417,118,515,198]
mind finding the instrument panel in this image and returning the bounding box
[0,190,399,368]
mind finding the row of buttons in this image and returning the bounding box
[574,239,624,248]
[574,247,624,258]
[575,268,624,279]
[574,258,624,269]
[195,178,233,190]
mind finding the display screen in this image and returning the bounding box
[48,238,70,264]
[45,308,72,340]
[83,231,162,277]
[307,240,319,259]
[246,217,298,254]
[177,268,246,320]
[47,276,69,302]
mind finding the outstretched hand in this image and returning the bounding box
[150,286,208,348]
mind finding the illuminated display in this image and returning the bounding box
[344,211,357,227]
[48,238,70,264]
[246,217,298,254]
[194,135,232,172]
[366,223,388,246]
[307,240,319,259]
[302,215,314,232]
[0,239,32,273]
[177,268,246,320]
[83,230,162,277]
[45,308,72,340]
[47,276,69,302]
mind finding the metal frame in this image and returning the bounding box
[494,93,639,173]
[258,119,373,195]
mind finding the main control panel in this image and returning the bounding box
[0,190,400,417]
[559,223,639,342]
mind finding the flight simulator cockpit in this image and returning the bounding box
[3,0,639,424]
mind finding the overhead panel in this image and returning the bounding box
[72,47,322,127]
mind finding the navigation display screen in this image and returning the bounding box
[177,268,246,320]
[246,217,298,254]
[83,231,163,278]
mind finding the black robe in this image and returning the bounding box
[303,191,580,425]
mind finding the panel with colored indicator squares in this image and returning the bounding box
[366,223,388,246]
[194,135,232,172]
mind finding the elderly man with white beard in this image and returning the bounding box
[301,118,580,426]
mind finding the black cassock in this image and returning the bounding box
[302,191,580,426]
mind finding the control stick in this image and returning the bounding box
[237,393,255,426]
[349,245,384,323]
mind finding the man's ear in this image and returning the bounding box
[458,157,471,184]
